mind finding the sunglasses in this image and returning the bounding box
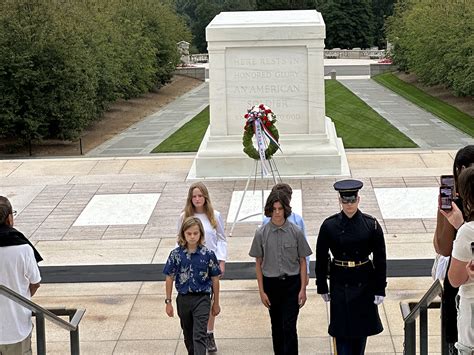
[341,198,357,204]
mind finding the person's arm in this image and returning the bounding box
[211,276,221,316]
[255,257,270,308]
[29,283,40,297]
[215,212,227,266]
[297,215,310,283]
[25,248,41,297]
[315,223,330,295]
[448,257,469,287]
[433,203,463,256]
[218,260,225,277]
[372,219,387,297]
[165,275,174,317]
[298,257,307,308]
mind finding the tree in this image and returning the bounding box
[176,0,256,53]
[386,0,473,96]
[371,0,394,49]
[0,0,193,144]
[255,0,316,10]
[315,0,374,49]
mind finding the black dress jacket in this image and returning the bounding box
[315,210,386,338]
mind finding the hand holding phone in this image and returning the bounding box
[439,201,465,229]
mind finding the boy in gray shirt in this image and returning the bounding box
[249,190,312,354]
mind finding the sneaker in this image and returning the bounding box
[207,332,217,352]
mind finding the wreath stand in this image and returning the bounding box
[229,156,282,237]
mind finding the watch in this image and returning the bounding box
[165,298,172,304]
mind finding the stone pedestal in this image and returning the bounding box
[191,10,348,179]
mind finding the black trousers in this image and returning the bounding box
[443,260,459,344]
[335,336,367,355]
[263,274,301,355]
[176,293,211,355]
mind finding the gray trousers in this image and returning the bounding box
[0,333,32,355]
[176,293,211,355]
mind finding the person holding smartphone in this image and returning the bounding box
[448,167,474,354]
[434,145,474,353]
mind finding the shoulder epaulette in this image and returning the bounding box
[362,213,378,230]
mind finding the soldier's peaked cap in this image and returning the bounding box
[333,179,363,199]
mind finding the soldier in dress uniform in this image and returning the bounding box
[315,179,387,355]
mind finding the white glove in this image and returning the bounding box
[374,295,384,305]
[321,293,330,302]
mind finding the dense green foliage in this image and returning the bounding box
[315,0,374,49]
[0,0,190,143]
[152,81,416,152]
[175,0,393,52]
[386,0,473,96]
[374,73,474,136]
[370,0,394,49]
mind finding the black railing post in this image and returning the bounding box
[440,301,449,355]
[404,320,416,354]
[79,138,83,155]
[70,313,80,355]
[36,313,46,355]
[419,306,428,354]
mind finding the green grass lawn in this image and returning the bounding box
[325,80,417,148]
[151,106,209,153]
[152,80,417,152]
[373,72,474,136]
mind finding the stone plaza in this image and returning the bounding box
[0,149,459,354]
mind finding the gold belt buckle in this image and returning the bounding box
[348,261,356,267]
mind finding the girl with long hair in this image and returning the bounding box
[178,182,227,353]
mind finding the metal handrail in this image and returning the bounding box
[0,285,86,355]
[399,279,446,355]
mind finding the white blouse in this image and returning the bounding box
[452,221,474,298]
[177,211,227,261]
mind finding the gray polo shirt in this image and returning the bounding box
[249,219,312,277]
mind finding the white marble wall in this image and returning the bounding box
[191,10,347,178]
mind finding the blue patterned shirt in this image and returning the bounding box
[163,245,221,295]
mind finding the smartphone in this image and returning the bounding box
[440,175,455,188]
[440,175,455,211]
[471,242,474,258]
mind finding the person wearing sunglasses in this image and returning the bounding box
[315,180,387,355]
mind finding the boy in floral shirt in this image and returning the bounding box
[164,216,221,355]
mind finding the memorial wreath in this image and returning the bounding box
[242,104,280,160]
